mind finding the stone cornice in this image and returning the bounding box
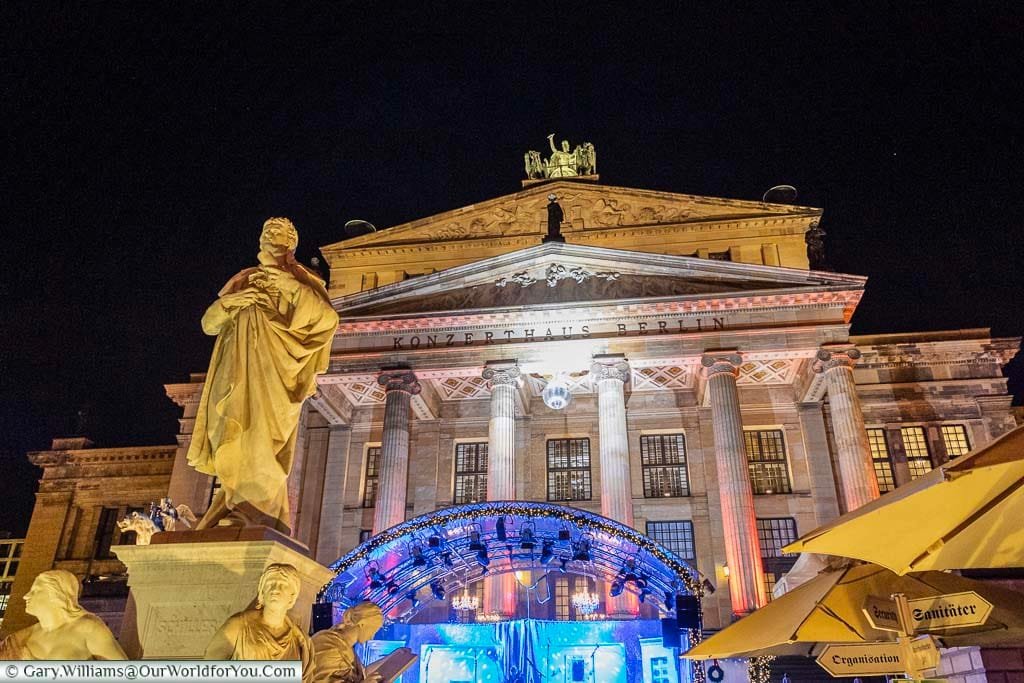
[29,446,176,468]
[335,289,863,334]
[165,381,204,407]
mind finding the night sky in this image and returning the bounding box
[2,4,1022,536]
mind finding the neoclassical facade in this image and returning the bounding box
[4,178,1020,638]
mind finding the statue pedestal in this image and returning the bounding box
[114,528,334,659]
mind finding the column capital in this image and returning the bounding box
[701,352,743,378]
[482,360,521,387]
[377,369,421,395]
[813,345,862,373]
[590,355,630,384]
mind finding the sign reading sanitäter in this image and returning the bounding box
[908,591,993,630]
[816,643,905,677]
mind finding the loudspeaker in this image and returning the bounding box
[661,617,681,648]
[311,602,333,634]
[676,595,701,630]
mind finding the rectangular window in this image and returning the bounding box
[646,521,696,561]
[547,438,592,501]
[453,442,488,505]
[360,273,378,290]
[554,576,570,621]
[0,582,11,618]
[358,529,372,543]
[93,507,120,560]
[941,425,971,459]
[757,518,799,602]
[362,446,382,508]
[866,429,897,493]
[901,427,933,479]
[744,430,792,494]
[640,434,690,498]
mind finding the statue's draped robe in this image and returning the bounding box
[225,610,315,683]
[187,263,339,529]
[310,628,366,683]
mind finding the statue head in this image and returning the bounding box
[340,601,384,643]
[561,140,570,152]
[24,570,85,624]
[256,563,302,613]
[259,217,299,259]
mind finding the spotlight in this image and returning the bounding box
[411,545,427,567]
[442,552,454,569]
[701,578,717,596]
[496,517,508,542]
[634,574,648,590]
[665,590,676,607]
[639,587,651,604]
[476,547,490,568]
[539,540,555,565]
[386,581,399,595]
[558,526,572,542]
[558,557,569,573]
[366,565,385,590]
[469,528,483,552]
[428,534,442,548]
[610,579,625,598]
[430,580,445,601]
[406,590,420,608]
[520,525,536,551]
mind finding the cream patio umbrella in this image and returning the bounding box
[783,425,1024,575]
[682,561,1024,661]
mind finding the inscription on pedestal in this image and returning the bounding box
[143,603,232,658]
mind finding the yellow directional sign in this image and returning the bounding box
[909,591,993,630]
[816,642,905,677]
[863,595,902,632]
[906,635,941,674]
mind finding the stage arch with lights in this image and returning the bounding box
[320,501,703,623]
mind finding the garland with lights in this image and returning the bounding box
[319,500,703,622]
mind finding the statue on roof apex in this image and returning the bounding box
[524,135,596,179]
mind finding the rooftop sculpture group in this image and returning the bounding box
[525,134,596,179]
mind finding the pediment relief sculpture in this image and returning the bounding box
[350,271,784,316]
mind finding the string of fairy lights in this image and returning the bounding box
[320,500,714,681]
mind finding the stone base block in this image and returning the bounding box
[114,530,334,660]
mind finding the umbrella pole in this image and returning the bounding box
[892,593,940,680]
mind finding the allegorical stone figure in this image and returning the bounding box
[310,602,385,683]
[0,570,128,660]
[205,564,315,682]
[189,217,339,532]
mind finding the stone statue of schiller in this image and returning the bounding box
[188,217,339,533]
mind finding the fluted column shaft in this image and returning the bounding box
[702,353,766,616]
[815,347,879,512]
[482,361,520,617]
[372,370,420,534]
[593,355,638,617]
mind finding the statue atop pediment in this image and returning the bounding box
[525,135,596,179]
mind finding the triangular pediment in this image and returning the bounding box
[336,242,864,318]
[324,181,821,252]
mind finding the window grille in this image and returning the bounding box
[744,430,792,494]
[941,425,971,458]
[453,442,488,504]
[646,521,696,561]
[547,439,592,501]
[640,434,690,498]
[901,427,933,479]
[362,446,381,508]
[866,429,896,492]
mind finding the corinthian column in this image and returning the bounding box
[814,346,879,512]
[372,370,420,534]
[482,360,520,617]
[702,352,766,616]
[592,354,638,618]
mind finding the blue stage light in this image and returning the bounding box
[610,579,625,597]
[430,580,445,600]
[496,516,508,542]
[405,590,419,607]
[540,540,555,565]
[411,545,427,567]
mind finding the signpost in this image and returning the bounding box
[908,591,993,631]
[820,591,992,679]
[863,595,902,632]
[816,642,906,677]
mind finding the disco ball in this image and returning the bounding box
[542,378,572,410]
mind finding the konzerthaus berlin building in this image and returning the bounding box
[4,172,1020,642]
